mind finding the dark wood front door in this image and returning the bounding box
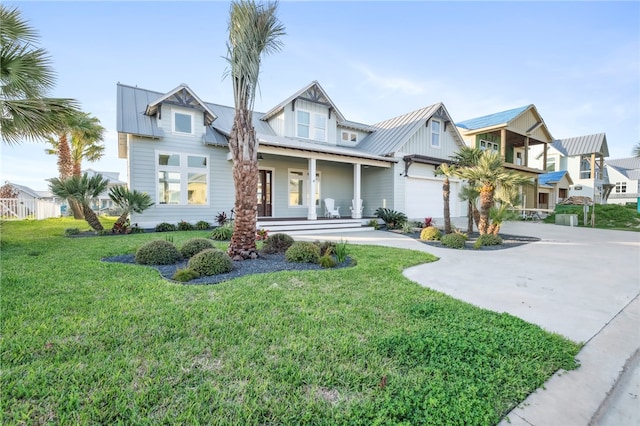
[257,170,272,217]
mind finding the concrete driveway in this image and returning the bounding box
[292,221,640,425]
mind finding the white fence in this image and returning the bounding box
[0,198,61,220]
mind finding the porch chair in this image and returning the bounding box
[324,198,341,218]
[350,199,363,216]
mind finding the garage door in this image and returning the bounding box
[404,177,459,219]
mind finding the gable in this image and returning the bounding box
[145,84,216,126]
[553,133,609,157]
[261,81,346,123]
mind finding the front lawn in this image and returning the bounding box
[1,218,581,425]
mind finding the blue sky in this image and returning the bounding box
[1,1,638,190]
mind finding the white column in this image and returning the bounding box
[353,163,362,218]
[307,158,317,220]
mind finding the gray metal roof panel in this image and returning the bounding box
[117,84,165,138]
[552,133,609,157]
[605,157,640,179]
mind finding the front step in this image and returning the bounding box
[257,218,367,233]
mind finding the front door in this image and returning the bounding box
[257,170,272,217]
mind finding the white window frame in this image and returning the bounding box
[296,109,327,142]
[172,109,195,135]
[287,168,321,207]
[479,139,499,152]
[615,182,627,193]
[341,130,358,143]
[546,156,556,171]
[156,151,209,206]
[430,120,441,148]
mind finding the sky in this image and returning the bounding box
[1,0,639,191]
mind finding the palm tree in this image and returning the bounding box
[108,186,154,231]
[633,142,640,158]
[0,5,78,145]
[451,147,483,233]
[49,173,108,231]
[436,163,455,234]
[486,185,520,235]
[456,151,532,234]
[224,0,285,259]
[458,183,480,234]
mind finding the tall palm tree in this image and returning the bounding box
[224,0,285,259]
[108,186,154,230]
[458,183,480,234]
[436,163,455,234]
[456,151,532,234]
[451,147,483,233]
[633,142,640,158]
[49,173,109,231]
[0,5,78,145]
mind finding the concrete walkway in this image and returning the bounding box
[292,221,640,425]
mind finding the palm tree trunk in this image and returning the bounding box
[478,186,494,235]
[82,204,103,231]
[467,200,474,234]
[473,205,481,230]
[69,199,84,220]
[443,176,451,234]
[57,133,84,219]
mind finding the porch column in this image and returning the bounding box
[500,129,506,161]
[543,143,548,171]
[353,163,362,219]
[524,137,529,167]
[307,157,317,220]
[534,177,539,208]
[590,153,596,180]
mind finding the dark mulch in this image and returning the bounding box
[102,252,354,285]
[402,231,540,250]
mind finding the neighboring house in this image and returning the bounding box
[83,169,127,214]
[455,105,554,209]
[0,182,61,220]
[116,81,468,228]
[530,133,610,203]
[605,157,640,205]
[537,171,573,209]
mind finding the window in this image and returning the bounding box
[288,169,320,207]
[173,111,194,135]
[341,131,358,143]
[157,152,208,205]
[615,182,627,193]
[479,139,499,152]
[431,120,441,148]
[296,110,327,141]
[546,157,556,171]
[559,188,568,199]
[580,157,592,179]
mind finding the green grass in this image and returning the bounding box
[544,203,640,230]
[1,218,581,425]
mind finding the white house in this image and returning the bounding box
[0,182,61,220]
[605,157,640,205]
[116,81,468,228]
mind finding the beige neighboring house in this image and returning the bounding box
[536,171,573,209]
[605,157,640,205]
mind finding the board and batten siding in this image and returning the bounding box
[399,119,460,159]
[336,127,370,147]
[282,99,338,144]
[265,110,285,136]
[129,105,234,228]
[359,165,395,217]
[509,111,550,142]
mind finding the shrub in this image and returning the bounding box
[211,223,234,240]
[172,268,200,282]
[474,234,503,249]
[262,233,294,254]
[256,228,269,241]
[334,239,349,263]
[216,211,228,226]
[319,254,337,268]
[64,228,80,236]
[440,233,467,249]
[424,217,434,227]
[420,226,441,241]
[188,248,233,276]
[130,224,145,234]
[374,207,408,229]
[135,240,182,265]
[177,220,194,231]
[316,240,336,256]
[195,220,211,230]
[285,241,320,263]
[367,219,380,230]
[180,238,215,258]
[155,222,176,232]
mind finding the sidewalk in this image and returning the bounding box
[292,221,640,425]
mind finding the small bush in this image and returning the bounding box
[316,240,336,256]
[155,222,177,232]
[474,234,503,249]
[216,211,228,226]
[177,220,194,231]
[130,224,145,234]
[64,228,80,236]
[211,223,234,241]
[424,217,434,227]
[285,241,320,263]
[440,233,467,249]
[172,268,200,282]
[180,238,215,258]
[188,248,233,276]
[420,226,441,241]
[319,254,337,268]
[374,207,408,229]
[262,233,294,254]
[367,219,380,230]
[195,220,211,230]
[334,239,349,263]
[135,240,182,265]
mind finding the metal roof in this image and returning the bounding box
[551,133,609,157]
[605,157,640,180]
[456,105,531,130]
[260,81,346,123]
[538,171,571,185]
[7,182,42,199]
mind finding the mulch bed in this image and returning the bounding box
[402,231,540,250]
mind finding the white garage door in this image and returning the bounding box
[404,177,459,219]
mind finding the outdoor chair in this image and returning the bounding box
[350,198,363,216]
[324,198,341,218]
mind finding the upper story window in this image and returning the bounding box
[173,110,194,135]
[480,139,499,152]
[157,151,208,205]
[341,131,358,143]
[430,120,441,148]
[546,157,556,171]
[296,110,327,142]
[580,156,592,179]
[615,182,627,193]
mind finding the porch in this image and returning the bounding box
[256,216,375,234]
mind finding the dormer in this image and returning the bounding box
[261,81,347,146]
